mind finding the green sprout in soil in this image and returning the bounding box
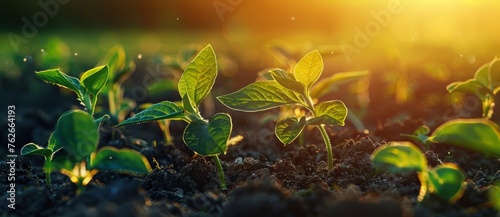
[404,119,500,158]
[98,45,137,123]
[372,141,466,203]
[21,110,151,194]
[447,57,500,119]
[35,65,109,116]
[218,50,348,170]
[118,44,233,190]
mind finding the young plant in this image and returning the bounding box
[408,119,500,158]
[98,45,137,123]
[218,50,348,169]
[35,65,109,115]
[372,141,466,203]
[447,57,500,119]
[118,44,232,190]
[23,110,151,194]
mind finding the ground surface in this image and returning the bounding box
[1,101,499,217]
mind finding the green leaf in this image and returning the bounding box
[474,61,491,88]
[311,70,369,99]
[447,79,491,97]
[183,113,232,156]
[21,143,53,158]
[371,142,427,173]
[80,65,109,96]
[271,69,305,94]
[427,163,466,203]
[401,125,432,148]
[294,50,323,90]
[90,147,152,174]
[182,94,197,114]
[275,116,306,145]
[489,57,500,94]
[35,69,81,96]
[118,101,185,126]
[307,100,348,126]
[217,81,301,112]
[99,45,127,82]
[52,110,99,162]
[428,118,500,157]
[178,44,217,107]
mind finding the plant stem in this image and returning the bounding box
[305,96,334,170]
[108,88,116,118]
[46,169,51,187]
[213,155,227,190]
[318,125,334,170]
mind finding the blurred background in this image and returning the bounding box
[1,0,500,139]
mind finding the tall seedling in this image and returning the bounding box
[218,50,348,169]
[118,45,232,190]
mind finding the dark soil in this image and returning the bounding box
[1,104,499,217]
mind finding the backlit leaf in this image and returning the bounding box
[90,147,152,174]
[428,118,500,157]
[80,65,109,96]
[371,142,427,173]
[178,44,217,107]
[294,50,323,90]
[275,116,306,145]
[217,81,302,112]
[35,68,81,96]
[427,163,466,203]
[21,143,52,158]
[307,100,347,126]
[118,101,185,126]
[311,70,369,99]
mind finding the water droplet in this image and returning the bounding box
[23,57,27,62]
[109,156,113,160]
[74,53,78,56]
[138,54,143,59]
[291,16,295,21]
[40,49,44,53]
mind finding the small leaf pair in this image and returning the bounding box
[36,65,109,115]
[404,119,500,158]
[21,110,151,193]
[372,142,466,203]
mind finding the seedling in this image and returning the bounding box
[118,44,233,190]
[98,45,137,123]
[409,119,500,158]
[35,65,109,115]
[21,110,151,193]
[447,57,500,119]
[372,141,466,203]
[218,50,348,169]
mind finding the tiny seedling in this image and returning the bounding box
[218,50,349,169]
[447,57,500,119]
[118,44,233,190]
[409,119,500,158]
[35,65,109,115]
[23,110,151,194]
[98,45,137,123]
[372,141,466,203]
